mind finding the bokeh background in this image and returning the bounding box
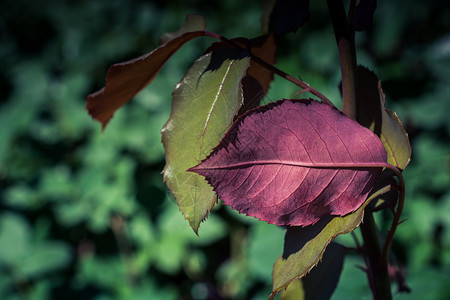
[1,0,450,299]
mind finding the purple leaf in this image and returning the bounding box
[189,100,387,226]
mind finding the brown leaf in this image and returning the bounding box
[240,33,277,113]
[86,15,212,129]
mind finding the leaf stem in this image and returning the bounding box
[361,147,405,299]
[379,166,405,269]
[209,32,335,108]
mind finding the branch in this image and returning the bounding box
[327,1,392,299]
[327,0,358,119]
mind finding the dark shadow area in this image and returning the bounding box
[282,214,333,259]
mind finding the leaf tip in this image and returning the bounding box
[183,205,213,237]
[85,88,113,131]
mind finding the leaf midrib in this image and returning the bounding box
[192,159,391,170]
[198,59,235,163]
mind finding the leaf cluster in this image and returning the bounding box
[2,0,450,299]
[86,1,411,298]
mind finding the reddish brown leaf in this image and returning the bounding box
[189,99,388,226]
[240,33,277,113]
[86,16,214,128]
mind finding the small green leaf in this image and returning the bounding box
[380,107,411,169]
[271,186,389,295]
[161,49,250,233]
[356,66,411,169]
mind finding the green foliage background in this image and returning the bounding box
[1,0,449,299]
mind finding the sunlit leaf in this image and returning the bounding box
[205,34,277,114]
[86,15,213,128]
[161,49,250,233]
[270,186,390,296]
[190,100,387,227]
[356,66,411,169]
[278,243,346,300]
[280,278,304,300]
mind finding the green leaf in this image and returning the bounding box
[380,105,411,170]
[356,66,411,169]
[162,49,250,233]
[279,243,346,300]
[271,186,389,296]
[206,34,277,114]
[280,279,304,300]
[86,15,212,129]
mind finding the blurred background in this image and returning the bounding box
[1,0,450,299]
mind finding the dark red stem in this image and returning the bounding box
[327,0,392,299]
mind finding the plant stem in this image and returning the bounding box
[359,209,391,299]
[327,1,392,299]
[327,0,358,119]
